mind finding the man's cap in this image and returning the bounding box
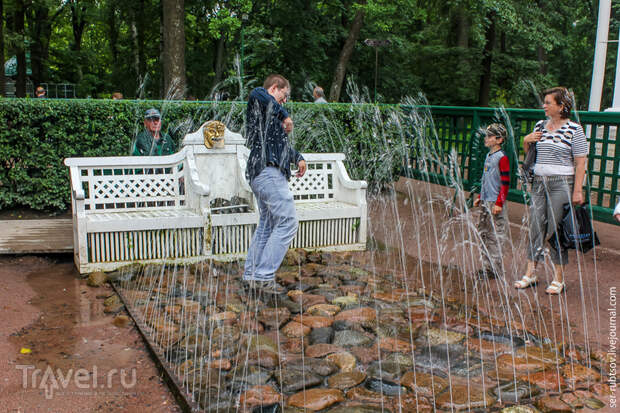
[145,108,161,119]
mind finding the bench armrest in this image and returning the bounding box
[68,166,85,200]
[185,151,210,196]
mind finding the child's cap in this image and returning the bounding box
[485,123,507,140]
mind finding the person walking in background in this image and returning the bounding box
[614,200,620,223]
[243,74,307,295]
[132,108,176,156]
[514,87,588,294]
[313,86,328,103]
[35,86,46,98]
[473,124,510,279]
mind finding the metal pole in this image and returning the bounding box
[240,27,245,101]
[374,47,378,103]
[612,27,620,108]
[589,0,611,111]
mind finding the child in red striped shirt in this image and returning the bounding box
[473,124,511,279]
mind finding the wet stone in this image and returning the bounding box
[366,361,405,382]
[327,371,366,390]
[282,321,311,338]
[309,327,334,345]
[492,381,538,404]
[292,314,333,329]
[324,405,386,413]
[378,337,414,353]
[333,330,374,347]
[500,406,541,413]
[332,295,359,307]
[306,304,340,317]
[365,378,407,396]
[238,385,282,410]
[243,349,280,369]
[417,327,465,346]
[288,388,344,411]
[346,386,390,405]
[350,345,380,365]
[325,352,356,372]
[535,396,572,413]
[278,298,303,314]
[478,331,525,348]
[518,370,566,391]
[285,357,338,376]
[414,344,465,372]
[305,343,345,358]
[332,320,359,331]
[383,352,415,368]
[277,368,323,393]
[435,383,496,410]
[245,334,279,353]
[400,371,448,398]
[560,363,601,385]
[335,307,377,324]
[258,307,291,329]
[495,353,550,375]
[87,271,107,287]
[227,365,272,386]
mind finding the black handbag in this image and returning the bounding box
[549,203,600,253]
[522,145,536,184]
[521,121,544,184]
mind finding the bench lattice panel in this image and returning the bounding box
[289,162,334,202]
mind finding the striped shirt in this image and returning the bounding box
[533,119,588,176]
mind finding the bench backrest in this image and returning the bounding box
[289,154,344,203]
[66,153,187,213]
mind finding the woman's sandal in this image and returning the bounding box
[545,281,565,295]
[514,274,538,289]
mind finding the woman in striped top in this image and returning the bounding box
[514,87,588,294]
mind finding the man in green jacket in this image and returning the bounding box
[132,108,176,156]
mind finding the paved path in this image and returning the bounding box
[0,219,73,254]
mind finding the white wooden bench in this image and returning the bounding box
[65,123,367,273]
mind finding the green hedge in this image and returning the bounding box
[0,99,410,212]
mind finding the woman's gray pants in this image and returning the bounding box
[527,175,573,265]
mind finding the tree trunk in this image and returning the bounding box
[329,4,365,102]
[138,0,146,76]
[30,6,50,87]
[456,5,469,49]
[162,0,186,99]
[107,6,119,65]
[212,35,226,90]
[14,0,26,98]
[537,46,547,75]
[70,0,87,84]
[0,0,5,96]
[130,20,140,78]
[477,11,496,107]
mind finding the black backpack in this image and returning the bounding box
[549,203,600,253]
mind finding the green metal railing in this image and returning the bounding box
[402,106,620,225]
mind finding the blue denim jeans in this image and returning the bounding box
[243,167,298,281]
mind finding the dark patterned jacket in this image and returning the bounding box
[245,87,304,183]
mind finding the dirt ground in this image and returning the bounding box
[0,255,181,413]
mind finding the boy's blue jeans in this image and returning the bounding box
[243,167,298,281]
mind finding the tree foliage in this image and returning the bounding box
[0,0,616,107]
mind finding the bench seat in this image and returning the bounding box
[85,209,204,232]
